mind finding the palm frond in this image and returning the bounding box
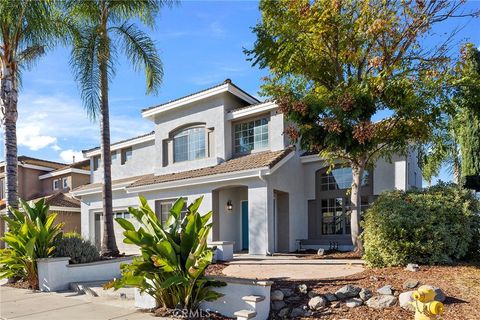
[108,0,176,29]
[112,22,163,94]
[17,45,45,67]
[70,24,101,120]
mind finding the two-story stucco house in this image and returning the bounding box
[0,157,91,248]
[72,79,422,255]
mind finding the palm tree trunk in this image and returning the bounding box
[350,159,365,253]
[99,55,119,257]
[0,63,19,218]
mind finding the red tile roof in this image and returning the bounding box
[129,148,293,188]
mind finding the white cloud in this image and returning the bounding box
[59,149,85,163]
[0,91,153,161]
[17,126,57,151]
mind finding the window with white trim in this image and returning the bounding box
[121,148,132,165]
[234,117,268,154]
[173,127,206,162]
[62,177,68,189]
[53,179,60,190]
[154,199,188,226]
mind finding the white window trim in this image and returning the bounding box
[62,177,68,188]
[173,126,207,163]
[53,179,59,190]
[233,116,270,155]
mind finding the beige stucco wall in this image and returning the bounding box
[41,173,90,196]
[56,211,81,234]
[18,167,45,200]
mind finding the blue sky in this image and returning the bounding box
[1,1,479,185]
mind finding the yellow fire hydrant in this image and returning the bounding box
[410,287,444,320]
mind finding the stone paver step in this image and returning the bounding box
[234,309,257,320]
[241,295,265,302]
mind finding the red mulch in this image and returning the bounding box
[273,264,480,320]
[205,262,229,276]
[298,249,363,260]
[2,279,34,290]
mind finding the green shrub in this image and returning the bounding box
[54,233,100,264]
[0,199,63,289]
[362,183,480,267]
[106,196,224,310]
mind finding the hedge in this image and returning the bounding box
[362,183,480,267]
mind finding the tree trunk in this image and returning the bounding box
[350,159,365,253]
[0,63,19,218]
[99,51,119,257]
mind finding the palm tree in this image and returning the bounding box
[0,1,65,218]
[69,0,168,256]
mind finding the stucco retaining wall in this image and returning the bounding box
[135,276,272,320]
[37,256,133,292]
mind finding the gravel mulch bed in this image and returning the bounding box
[2,279,34,290]
[272,264,480,320]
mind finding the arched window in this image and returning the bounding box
[173,127,206,162]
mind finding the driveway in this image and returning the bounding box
[221,255,364,280]
[0,285,156,320]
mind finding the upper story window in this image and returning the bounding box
[234,117,268,154]
[53,179,60,190]
[0,178,4,200]
[121,147,133,165]
[173,127,206,162]
[62,177,68,189]
[111,151,117,162]
[320,167,369,191]
[93,156,100,171]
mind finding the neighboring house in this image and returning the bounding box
[0,157,90,247]
[72,79,422,255]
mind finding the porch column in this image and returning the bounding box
[247,181,273,255]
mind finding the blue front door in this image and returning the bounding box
[241,201,249,250]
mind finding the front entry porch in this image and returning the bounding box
[211,184,291,255]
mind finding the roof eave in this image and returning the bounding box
[141,83,259,120]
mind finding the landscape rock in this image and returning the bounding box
[335,285,361,299]
[399,291,415,311]
[366,295,397,309]
[278,307,290,318]
[324,292,338,302]
[403,279,419,289]
[359,288,373,301]
[377,285,394,295]
[345,298,363,308]
[308,296,327,310]
[406,263,420,272]
[291,307,307,318]
[272,301,286,311]
[286,295,302,302]
[271,290,284,301]
[370,276,379,281]
[297,284,308,294]
[330,301,341,308]
[317,248,325,256]
[418,285,445,302]
[281,288,294,297]
[307,291,317,298]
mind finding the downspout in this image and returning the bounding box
[258,170,273,256]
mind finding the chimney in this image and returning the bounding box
[72,155,76,163]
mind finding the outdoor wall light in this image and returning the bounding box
[226,200,233,211]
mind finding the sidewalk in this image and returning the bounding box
[0,285,156,320]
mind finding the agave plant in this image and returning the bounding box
[107,196,224,310]
[0,199,64,289]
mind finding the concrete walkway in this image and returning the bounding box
[222,255,364,280]
[0,285,156,320]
